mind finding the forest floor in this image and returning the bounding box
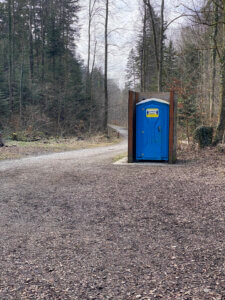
[0,135,120,161]
[0,130,224,299]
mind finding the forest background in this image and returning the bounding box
[0,0,224,144]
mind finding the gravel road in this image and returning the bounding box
[0,126,224,299]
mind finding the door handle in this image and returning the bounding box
[158,126,161,132]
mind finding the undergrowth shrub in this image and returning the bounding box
[217,143,225,153]
[193,126,213,148]
[11,130,46,142]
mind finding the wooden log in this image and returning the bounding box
[0,132,4,147]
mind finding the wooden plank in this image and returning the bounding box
[128,91,135,163]
[173,93,178,163]
[133,92,139,161]
[169,90,175,164]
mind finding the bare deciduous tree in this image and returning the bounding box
[181,0,225,144]
[104,0,109,133]
[143,0,185,92]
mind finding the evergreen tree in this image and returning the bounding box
[125,3,161,92]
[163,40,178,88]
[125,49,138,90]
[0,0,107,135]
[176,34,202,140]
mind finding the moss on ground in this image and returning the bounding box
[112,152,127,163]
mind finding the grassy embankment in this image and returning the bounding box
[0,135,121,161]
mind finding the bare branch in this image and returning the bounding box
[164,14,187,31]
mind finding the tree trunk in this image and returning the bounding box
[33,4,39,74]
[87,0,92,130]
[144,0,159,74]
[19,47,25,126]
[41,0,45,83]
[158,0,164,92]
[89,41,97,132]
[210,2,219,124]
[213,3,225,144]
[29,0,34,82]
[86,0,98,132]
[214,49,225,144]
[87,0,92,77]
[143,0,162,91]
[104,0,109,133]
[8,0,14,113]
[141,4,147,92]
[12,0,15,90]
[186,118,190,144]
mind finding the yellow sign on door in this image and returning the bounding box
[146,108,159,118]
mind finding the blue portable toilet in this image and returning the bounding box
[136,98,169,161]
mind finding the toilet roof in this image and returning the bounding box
[136,98,169,106]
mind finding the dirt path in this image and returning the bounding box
[0,126,127,172]
[0,127,224,299]
[0,131,123,161]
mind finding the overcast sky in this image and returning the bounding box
[77,0,189,88]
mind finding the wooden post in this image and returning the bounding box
[128,91,135,163]
[133,92,139,160]
[128,91,139,162]
[169,90,177,164]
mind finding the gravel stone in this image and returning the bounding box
[0,130,224,299]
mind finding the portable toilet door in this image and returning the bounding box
[136,99,169,161]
